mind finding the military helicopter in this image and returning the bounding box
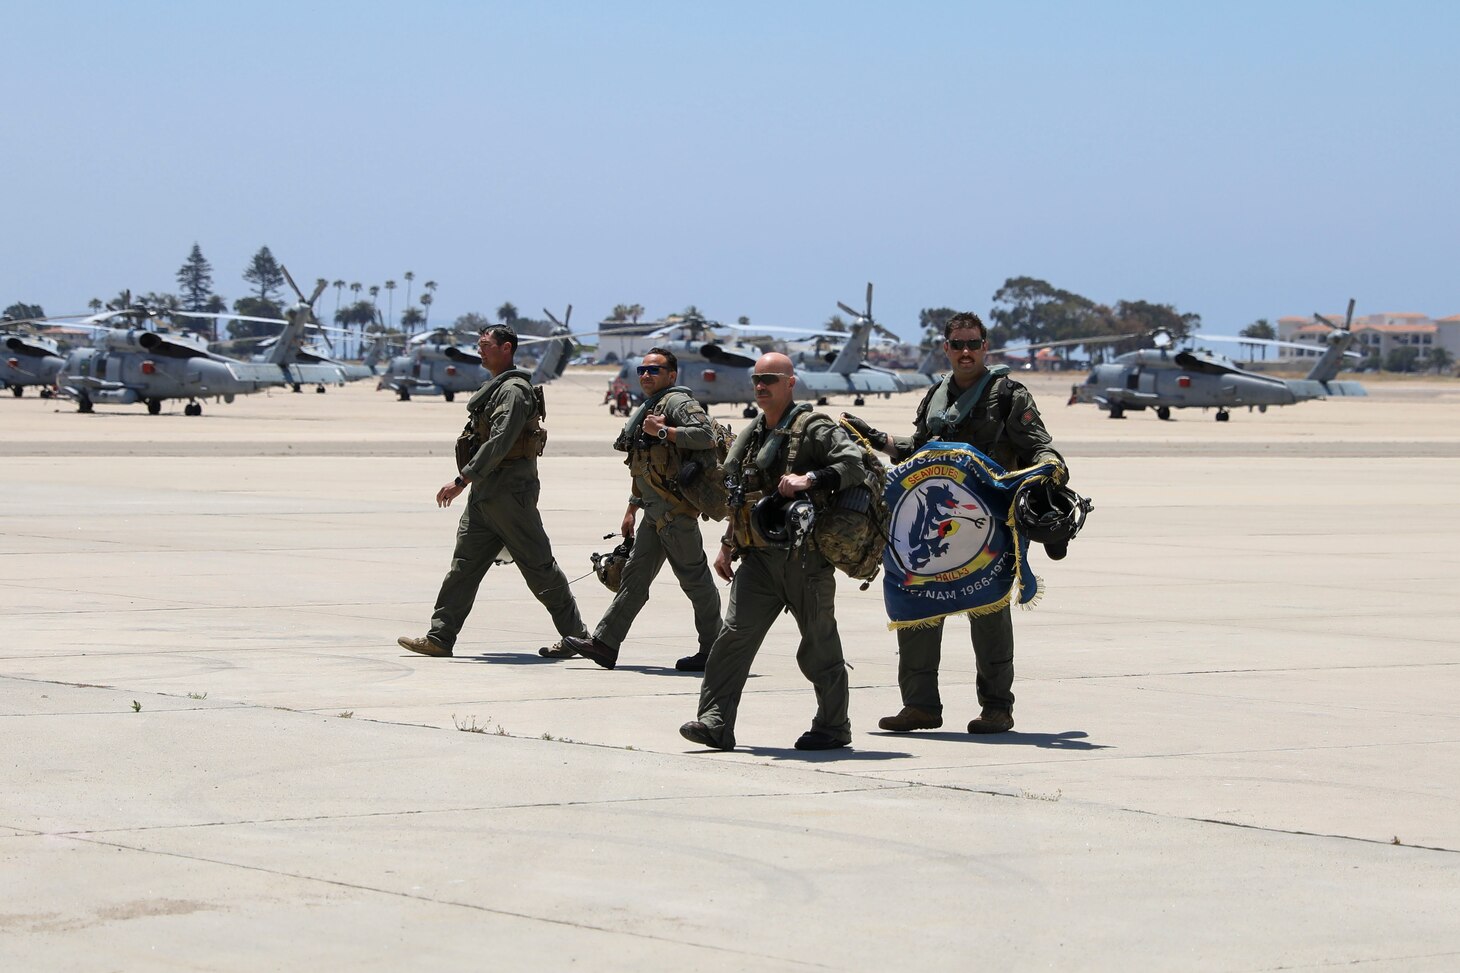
[1,320,65,397]
[176,269,381,394]
[377,306,575,401]
[1069,300,1366,421]
[610,284,935,418]
[44,273,347,415]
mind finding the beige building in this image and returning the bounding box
[1276,311,1458,365]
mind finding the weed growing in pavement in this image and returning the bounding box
[338,711,354,719]
[1019,788,1062,802]
[452,714,490,734]
[131,700,142,712]
[187,692,207,700]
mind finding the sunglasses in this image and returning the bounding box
[947,338,985,351]
[636,365,664,376]
[751,373,785,386]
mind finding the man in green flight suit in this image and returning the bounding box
[679,352,867,752]
[397,325,587,658]
[847,311,1067,735]
[556,347,722,671]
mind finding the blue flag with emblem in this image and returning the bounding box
[882,442,1057,630]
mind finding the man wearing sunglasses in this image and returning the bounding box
[846,312,1067,736]
[556,347,723,672]
[679,352,867,752]
[398,325,588,660]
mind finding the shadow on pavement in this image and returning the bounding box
[871,729,1112,750]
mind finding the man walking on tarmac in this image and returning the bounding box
[397,325,588,658]
[679,352,867,752]
[845,311,1067,735]
[555,347,722,671]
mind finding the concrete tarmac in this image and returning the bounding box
[3,369,1458,970]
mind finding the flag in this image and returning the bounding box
[882,442,1056,629]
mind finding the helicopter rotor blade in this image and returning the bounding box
[543,308,563,329]
[1313,313,1337,330]
[836,301,863,320]
[564,304,572,329]
[308,278,328,307]
[865,282,873,319]
[1343,298,1355,331]
[281,265,306,304]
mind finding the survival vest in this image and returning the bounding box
[455,376,547,472]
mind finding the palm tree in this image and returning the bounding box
[350,282,362,304]
[87,298,103,312]
[628,304,644,325]
[403,271,415,310]
[424,280,437,307]
[421,292,434,329]
[496,302,518,324]
[332,279,346,323]
[384,280,396,330]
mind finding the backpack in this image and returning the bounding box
[676,417,733,521]
[785,412,891,586]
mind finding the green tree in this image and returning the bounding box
[420,291,434,328]
[454,312,492,333]
[1109,299,1199,352]
[1425,346,1454,374]
[1384,346,1421,373]
[368,285,380,307]
[88,298,104,312]
[989,277,1105,349]
[1240,318,1276,361]
[175,243,214,313]
[384,280,396,326]
[917,307,959,349]
[403,271,415,309]
[628,304,644,324]
[825,314,848,334]
[497,302,519,324]
[608,304,630,323]
[4,302,44,321]
[230,296,284,338]
[401,306,425,332]
[737,315,750,327]
[332,280,346,321]
[242,246,285,302]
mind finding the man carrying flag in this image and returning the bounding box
[846,311,1067,735]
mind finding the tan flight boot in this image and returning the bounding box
[877,706,943,732]
[967,707,1014,734]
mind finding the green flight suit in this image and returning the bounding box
[888,371,1066,717]
[427,368,585,651]
[594,387,722,655]
[694,407,866,749]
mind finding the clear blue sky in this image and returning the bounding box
[5,1,1455,339]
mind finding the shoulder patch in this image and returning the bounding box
[1021,409,1035,424]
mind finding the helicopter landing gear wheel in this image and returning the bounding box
[1215,410,1230,422]
[742,406,757,419]
[1156,406,1172,421]
[817,397,829,406]
[854,396,866,407]
[11,386,21,397]
[443,390,455,403]
[398,390,411,402]
[184,402,202,416]
[147,398,162,415]
[315,385,326,394]
[78,396,94,414]
[40,388,53,399]
[1108,404,1125,419]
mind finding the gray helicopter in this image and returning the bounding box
[1,324,65,397]
[609,284,935,419]
[378,306,575,401]
[44,274,347,415]
[1069,300,1366,421]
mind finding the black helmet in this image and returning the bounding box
[590,534,634,591]
[1014,481,1092,561]
[751,493,816,547]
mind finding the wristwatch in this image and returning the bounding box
[454,475,467,488]
[657,427,669,441]
[805,471,819,488]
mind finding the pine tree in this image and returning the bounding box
[242,246,285,302]
[175,244,215,312]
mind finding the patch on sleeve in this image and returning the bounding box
[1021,409,1035,424]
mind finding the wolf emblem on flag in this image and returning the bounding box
[883,442,1057,629]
